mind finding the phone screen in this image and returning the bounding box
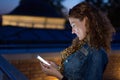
[37,55,50,66]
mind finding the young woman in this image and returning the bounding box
[40,1,115,80]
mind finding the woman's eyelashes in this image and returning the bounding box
[71,23,76,28]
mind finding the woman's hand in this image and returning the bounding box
[48,61,59,69]
[40,61,63,79]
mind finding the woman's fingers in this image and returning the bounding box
[48,61,58,68]
[40,63,52,74]
[40,62,45,69]
[40,62,50,71]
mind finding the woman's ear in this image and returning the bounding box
[83,16,88,24]
[84,16,89,33]
[83,16,89,28]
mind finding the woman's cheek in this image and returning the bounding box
[78,30,85,40]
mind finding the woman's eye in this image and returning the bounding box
[71,24,76,28]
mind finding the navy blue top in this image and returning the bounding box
[62,43,108,80]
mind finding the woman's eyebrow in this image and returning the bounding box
[71,21,75,24]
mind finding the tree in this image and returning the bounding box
[85,0,120,28]
[46,0,65,17]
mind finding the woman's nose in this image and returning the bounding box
[72,28,75,34]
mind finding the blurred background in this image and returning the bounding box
[0,0,120,80]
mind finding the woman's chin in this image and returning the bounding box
[78,36,86,41]
[78,37,84,41]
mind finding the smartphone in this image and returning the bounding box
[37,55,50,66]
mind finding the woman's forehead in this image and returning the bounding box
[69,17,79,21]
[69,17,81,23]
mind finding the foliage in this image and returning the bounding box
[85,0,120,27]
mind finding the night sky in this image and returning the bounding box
[0,0,82,15]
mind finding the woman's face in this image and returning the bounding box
[69,17,87,40]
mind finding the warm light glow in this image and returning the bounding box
[2,15,65,29]
[45,76,59,80]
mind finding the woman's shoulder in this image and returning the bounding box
[88,47,108,61]
[74,43,107,58]
[90,47,107,55]
[75,43,90,56]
